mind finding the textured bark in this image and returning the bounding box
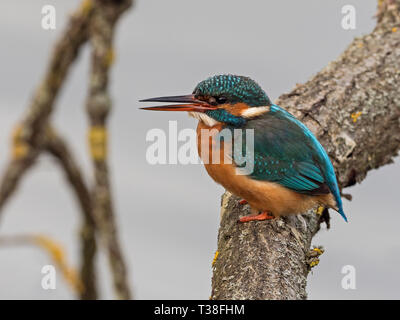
[44,128,98,299]
[0,0,133,299]
[211,0,400,300]
[0,2,94,215]
[0,2,98,300]
[85,0,133,300]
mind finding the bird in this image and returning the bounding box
[140,74,347,223]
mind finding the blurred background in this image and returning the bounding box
[0,0,399,299]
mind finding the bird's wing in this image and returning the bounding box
[233,106,331,195]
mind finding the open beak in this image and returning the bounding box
[139,94,217,112]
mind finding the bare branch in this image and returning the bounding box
[0,234,83,294]
[85,0,133,300]
[0,1,94,215]
[0,2,99,299]
[211,0,400,299]
[44,128,98,300]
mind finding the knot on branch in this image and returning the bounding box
[86,92,111,121]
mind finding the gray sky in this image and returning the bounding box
[0,0,399,299]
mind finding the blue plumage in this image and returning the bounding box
[194,75,271,107]
[193,74,347,221]
[231,104,347,221]
[206,109,246,126]
[141,74,347,222]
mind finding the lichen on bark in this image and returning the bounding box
[211,0,400,300]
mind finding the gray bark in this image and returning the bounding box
[211,0,400,300]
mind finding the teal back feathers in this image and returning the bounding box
[193,74,347,221]
[227,104,347,222]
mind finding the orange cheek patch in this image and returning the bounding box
[220,103,249,116]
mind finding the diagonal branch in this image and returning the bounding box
[211,0,400,300]
[0,1,98,299]
[0,234,83,294]
[0,0,134,300]
[0,1,94,215]
[44,127,98,300]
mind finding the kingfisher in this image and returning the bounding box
[140,75,347,223]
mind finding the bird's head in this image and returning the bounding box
[140,75,272,127]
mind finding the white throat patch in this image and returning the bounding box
[188,112,219,127]
[241,106,270,118]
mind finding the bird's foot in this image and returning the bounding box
[238,199,248,205]
[307,246,324,270]
[238,211,274,223]
[317,207,331,229]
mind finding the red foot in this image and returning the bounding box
[238,212,274,223]
[238,199,248,205]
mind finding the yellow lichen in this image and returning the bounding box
[351,111,362,123]
[313,247,324,255]
[80,0,93,16]
[13,144,29,159]
[34,235,83,293]
[11,125,29,159]
[105,48,115,67]
[309,259,319,268]
[212,251,219,266]
[88,126,107,161]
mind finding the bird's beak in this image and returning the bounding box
[139,94,217,112]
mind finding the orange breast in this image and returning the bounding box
[196,122,336,216]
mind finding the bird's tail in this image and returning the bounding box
[337,207,348,222]
[332,198,348,222]
[328,178,348,222]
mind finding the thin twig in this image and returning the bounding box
[85,0,133,299]
[0,234,83,294]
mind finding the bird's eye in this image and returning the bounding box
[208,96,217,106]
[216,96,227,104]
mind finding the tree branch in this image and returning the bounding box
[0,1,94,215]
[0,1,98,299]
[0,0,134,299]
[85,0,133,300]
[211,0,400,300]
[44,128,98,299]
